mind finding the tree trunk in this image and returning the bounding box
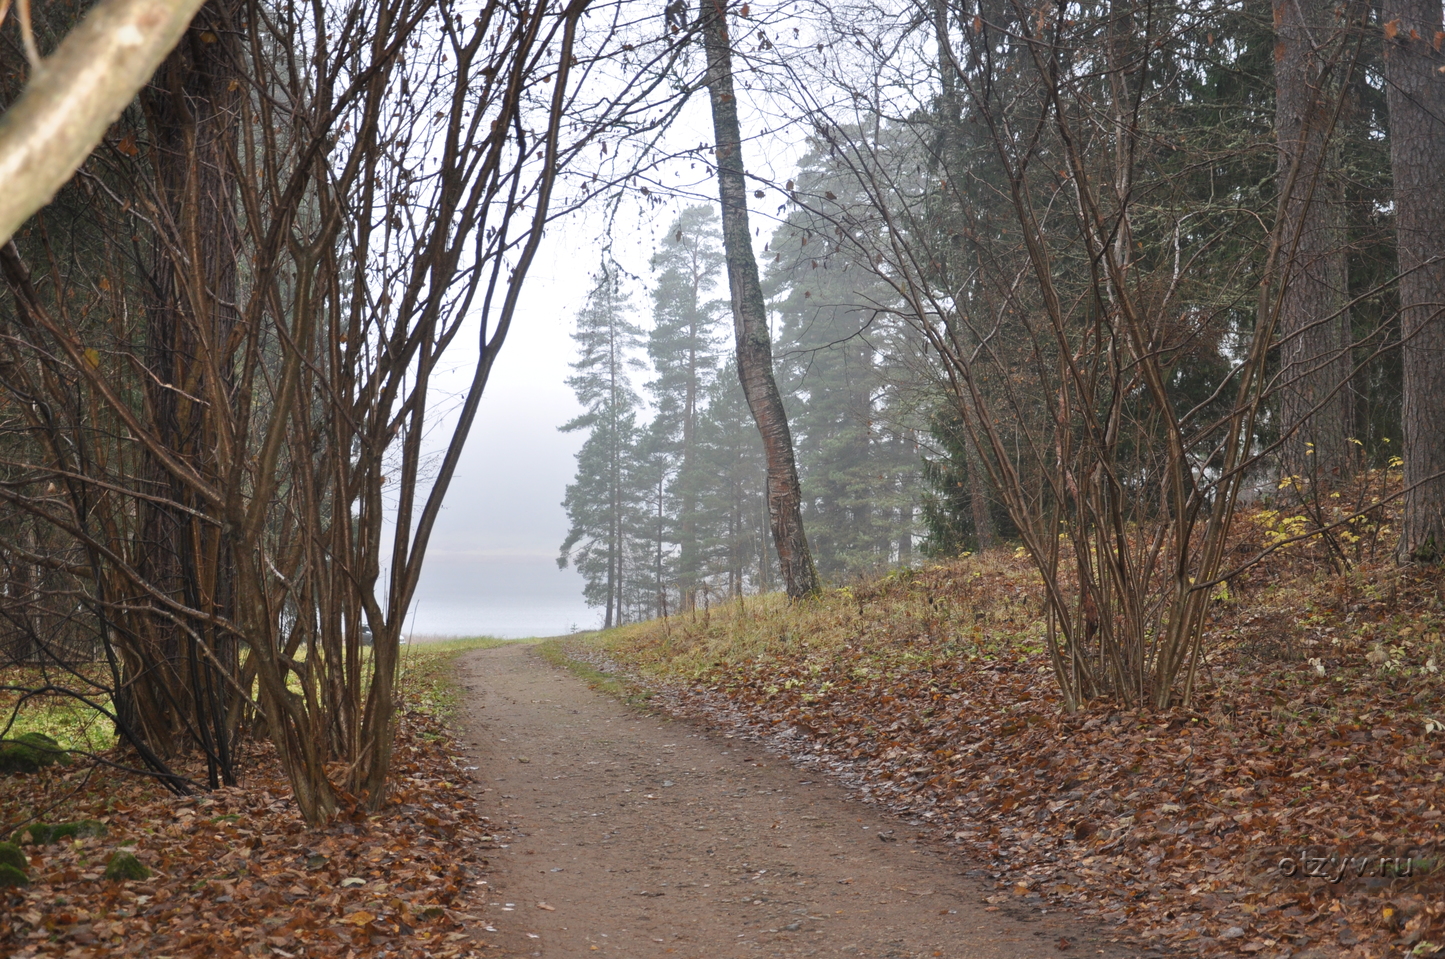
[1384,0,1445,561]
[130,0,241,782]
[698,0,819,599]
[1274,0,1355,482]
[680,321,699,611]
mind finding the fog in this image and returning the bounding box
[403,90,800,638]
[405,209,671,637]
[405,237,594,638]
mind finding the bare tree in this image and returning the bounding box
[775,0,1369,709]
[2,0,715,823]
[0,0,609,823]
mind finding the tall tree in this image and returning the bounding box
[647,205,726,608]
[560,264,644,628]
[763,173,922,577]
[1273,0,1359,481]
[1384,0,1445,560]
[630,418,677,619]
[697,0,818,599]
[121,0,243,782]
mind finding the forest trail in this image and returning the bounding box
[454,644,1153,959]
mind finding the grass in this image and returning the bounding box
[536,635,650,703]
[0,667,119,755]
[578,487,1445,729]
[580,552,1043,695]
[395,635,517,721]
[0,634,521,758]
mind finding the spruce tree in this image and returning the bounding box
[693,360,773,597]
[559,264,644,628]
[762,149,923,577]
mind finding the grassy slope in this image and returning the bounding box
[567,502,1445,959]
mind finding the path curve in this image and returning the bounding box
[454,643,1148,959]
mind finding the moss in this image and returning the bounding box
[0,732,70,775]
[0,862,29,887]
[0,741,42,775]
[14,732,70,765]
[13,819,106,845]
[0,841,26,872]
[103,851,150,881]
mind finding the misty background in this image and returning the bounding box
[407,212,673,638]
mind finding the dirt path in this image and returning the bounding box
[454,644,1154,959]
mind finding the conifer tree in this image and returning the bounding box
[1273,0,1358,481]
[1384,0,1445,561]
[646,206,727,608]
[763,151,923,577]
[559,263,644,628]
[693,359,772,596]
[698,0,819,598]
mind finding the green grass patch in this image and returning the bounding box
[396,636,516,720]
[0,635,516,757]
[0,671,118,756]
[536,636,650,703]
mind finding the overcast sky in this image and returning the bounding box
[408,228,593,638]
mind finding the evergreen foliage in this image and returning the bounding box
[558,263,645,628]
[645,207,728,608]
[762,159,924,577]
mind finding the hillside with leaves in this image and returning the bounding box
[571,480,1445,959]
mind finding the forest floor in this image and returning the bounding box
[0,641,506,958]
[4,494,1443,959]
[569,496,1445,959]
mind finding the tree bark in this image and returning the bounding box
[1384,0,1445,561]
[130,0,241,783]
[1273,0,1356,482]
[698,0,819,599]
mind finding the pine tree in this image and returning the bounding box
[698,0,820,598]
[558,263,644,628]
[646,206,727,609]
[693,360,773,597]
[1384,0,1445,561]
[628,418,677,620]
[1273,0,1358,481]
[762,150,923,578]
